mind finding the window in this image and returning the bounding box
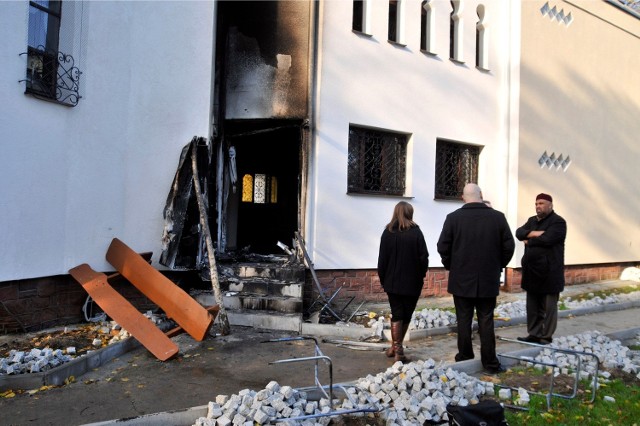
[348,126,407,196]
[434,139,481,200]
[22,0,83,106]
[353,0,363,32]
[449,1,463,62]
[388,1,399,43]
[352,0,372,35]
[420,1,435,54]
[476,5,489,70]
[25,1,62,100]
[241,173,278,204]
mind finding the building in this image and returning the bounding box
[1,1,638,332]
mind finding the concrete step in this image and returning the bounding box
[198,260,306,331]
[219,262,305,281]
[192,291,302,332]
[218,277,303,298]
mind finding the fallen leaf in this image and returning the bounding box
[121,377,129,382]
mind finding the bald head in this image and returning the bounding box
[462,183,483,203]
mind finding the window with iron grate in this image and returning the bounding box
[22,0,84,106]
[26,1,62,100]
[348,126,407,196]
[434,139,481,200]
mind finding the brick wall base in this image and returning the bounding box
[306,261,639,308]
[0,271,204,334]
[2,261,637,334]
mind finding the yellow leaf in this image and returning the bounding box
[137,384,145,389]
[1,390,16,398]
[121,377,129,382]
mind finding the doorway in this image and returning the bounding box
[223,121,301,255]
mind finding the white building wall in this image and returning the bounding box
[308,0,515,270]
[0,1,214,281]
[517,1,640,266]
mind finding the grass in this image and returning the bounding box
[499,372,640,425]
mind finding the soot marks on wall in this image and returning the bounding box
[221,1,310,119]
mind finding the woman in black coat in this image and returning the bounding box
[377,201,429,362]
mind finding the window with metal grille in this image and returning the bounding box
[21,1,83,106]
[25,1,61,100]
[348,126,407,196]
[434,139,481,200]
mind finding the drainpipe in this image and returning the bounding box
[301,0,321,254]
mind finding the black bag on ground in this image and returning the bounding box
[446,400,508,426]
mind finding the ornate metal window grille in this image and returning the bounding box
[434,140,481,200]
[21,46,81,106]
[20,1,82,107]
[348,126,407,196]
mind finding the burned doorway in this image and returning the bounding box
[223,120,301,255]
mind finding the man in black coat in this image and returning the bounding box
[437,183,515,374]
[515,193,567,345]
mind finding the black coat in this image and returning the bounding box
[377,225,429,297]
[437,203,515,298]
[515,211,567,294]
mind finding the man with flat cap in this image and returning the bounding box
[515,193,567,345]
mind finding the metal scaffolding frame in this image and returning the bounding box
[497,337,600,411]
[263,336,381,423]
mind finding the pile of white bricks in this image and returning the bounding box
[192,359,493,426]
[0,312,164,376]
[495,290,640,320]
[353,359,492,424]
[0,348,75,374]
[409,308,457,330]
[521,330,640,381]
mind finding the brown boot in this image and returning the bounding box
[385,320,398,357]
[386,322,411,358]
[389,321,408,362]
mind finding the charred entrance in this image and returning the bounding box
[224,120,301,255]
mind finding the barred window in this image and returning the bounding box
[348,126,407,196]
[25,1,62,101]
[22,1,83,106]
[434,139,481,200]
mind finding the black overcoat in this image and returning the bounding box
[377,225,429,297]
[515,211,567,294]
[437,203,515,298]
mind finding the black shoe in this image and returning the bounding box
[455,354,474,362]
[517,335,540,343]
[484,365,506,376]
[539,338,553,345]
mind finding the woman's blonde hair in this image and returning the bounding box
[386,201,417,232]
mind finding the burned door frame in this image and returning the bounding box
[214,120,308,255]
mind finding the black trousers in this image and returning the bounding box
[526,292,559,342]
[453,295,500,369]
[386,292,420,323]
